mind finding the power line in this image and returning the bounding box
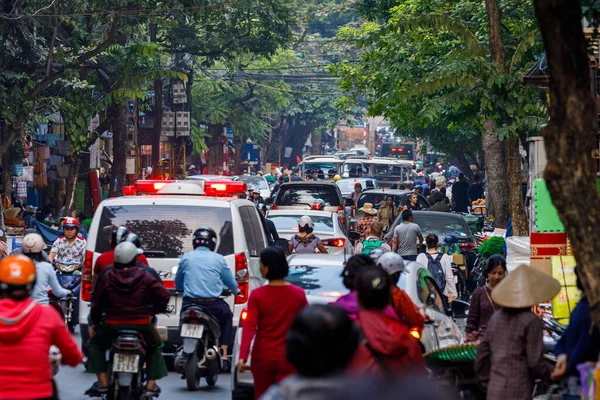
[238,78,342,95]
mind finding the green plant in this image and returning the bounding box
[477,236,505,259]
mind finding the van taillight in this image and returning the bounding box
[81,250,94,301]
[235,253,249,305]
[271,204,277,210]
[239,309,249,328]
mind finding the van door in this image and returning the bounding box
[238,205,268,292]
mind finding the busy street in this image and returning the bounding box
[1,0,600,400]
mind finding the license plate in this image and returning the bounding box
[112,353,139,373]
[181,323,204,339]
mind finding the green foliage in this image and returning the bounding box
[62,85,98,155]
[478,236,505,259]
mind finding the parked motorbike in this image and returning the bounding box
[52,261,81,332]
[174,290,231,391]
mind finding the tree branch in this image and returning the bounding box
[45,7,58,77]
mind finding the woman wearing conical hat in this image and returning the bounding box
[475,265,561,400]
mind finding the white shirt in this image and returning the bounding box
[416,252,457,298]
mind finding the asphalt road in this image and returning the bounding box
[54,331,233,400]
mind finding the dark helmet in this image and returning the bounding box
[111,226,130,247]
[366,179,374,189]
[193,227,217,251]
[121,233,144,255]
[444,234,458,244]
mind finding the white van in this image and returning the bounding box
[79,181,268,363]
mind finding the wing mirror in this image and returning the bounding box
[347,231,361,242]
[275,238,290,255]
[450,299,470,319]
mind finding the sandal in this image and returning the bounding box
[84,381,108,396]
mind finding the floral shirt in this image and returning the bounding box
[356,215,377,240]
[50,235,87,263]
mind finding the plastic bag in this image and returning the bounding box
[21,160,33,182]
[505,236,530,273]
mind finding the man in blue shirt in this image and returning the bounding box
[447,162,461,180]
[175,227,239,361]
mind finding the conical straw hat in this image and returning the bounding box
[491,264,561,308]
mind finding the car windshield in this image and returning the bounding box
[414,213,471,240]
[239,176,268,190]
[276,186,341,207]
[337,180,368,193]
[286,265,348,299]
[357,193,401,209]
[268,215,335,233]
[373,165,407,176]
[94,205,234,257]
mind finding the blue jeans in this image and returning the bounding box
[181,298,233,347]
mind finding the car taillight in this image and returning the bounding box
[322,238,345,248]
[205,180,247,197]
[239,309,249,328]
[81,250,93,302]
[271,204,277,210]
[235,253,249,305]
[459,242,475,251]
[410,327,421,340]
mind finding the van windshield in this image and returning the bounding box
[94,205,234,257]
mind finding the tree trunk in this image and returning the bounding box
[311,131,322,156]
[64,158,81,217]
[506,139,529,235]
[481,121,509,228]
[233,138,246,175]
[281,119,314,167]
[206,124,224,174]
[533,0,600,324]
[484,0,505,67]
[109,101,128,197]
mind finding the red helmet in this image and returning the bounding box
[62,217,79,229]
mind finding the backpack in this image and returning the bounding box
[426,253,446,291]
[361,238,384,255]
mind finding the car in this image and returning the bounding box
[235,175,271,200]
[187,174,234,182]
[79,179,268,365]
[272,181,348,228]
[297,155,344,180]
[335,178,378,198]
[266,209,353,255]
[354,189,430,219]
[230,254,463,399]
[384,210,477,252]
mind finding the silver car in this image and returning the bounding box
[230,254,463,399]
[266,210,353,255]
[236,175,271,200]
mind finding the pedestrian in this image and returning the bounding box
[258,204,279,245]
[551,267,600,399]
[289,216,328,254]
[0,255,83,400]
[403,192,422,211]
[349,266,425,377]
[451,173,470,213]
[391,210,423,262]
[416,234,457,302]
[377,252,425,333]
[439,187,450,204]
[350,182,362,201]
[237,247,308,399]
[356,203,378,240]
[354,221,391,255]
[428,191,451,212]
[378,196,398,229]
[465,255,506,343]
[260,304,359,400]
[447,162,460,180]
[475,265,561,400]
[469,174,484,202]
[365,179,375,190]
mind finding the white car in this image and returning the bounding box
[266,210,353,255]
[236,175,271,200]
[231,254,463,399]
[79,180,268,365]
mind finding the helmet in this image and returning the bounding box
[368,248,387,262]
[248,186,255,193]
[121,233,144,255]
[311,199,325,211]
[298,216,313,229]
[257,203,266,212]
[193,227,217,251]
[62,217,79,229]
[377,252,405,275]
[21,233,45,254]
[366,179,374,188]
[0,255,36,290]
[444,234,458,244]
[333,174,342,182]
[111,226,130,247]
[189,165,196,170]
[113,242,139,268]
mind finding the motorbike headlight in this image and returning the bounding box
[58,264,75,273]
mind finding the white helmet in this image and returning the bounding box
[21,233,45,254]
[377,252,405,275]
[299,216,313,229]
[114,242,139,267]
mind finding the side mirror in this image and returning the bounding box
[275,238,290,255]
[345,198,355,207]
[348,231,361,242]
[450,299,470,319]
[264,197,273,205]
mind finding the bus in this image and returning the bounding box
[381,141,415,160]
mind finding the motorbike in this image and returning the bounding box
[51,261,81,332]
[174,290,231,391]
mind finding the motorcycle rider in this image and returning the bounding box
[49,217,86,264]
[86,242,170,397]
[22,233,71,304]
[175,227,240,363]
[10,228,51,262]
[0,255,82,400]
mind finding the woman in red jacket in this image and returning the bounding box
[349,266,425,377]
[0,255,83,400]
[236,247,308,399]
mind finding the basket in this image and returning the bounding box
[424,344,477,368]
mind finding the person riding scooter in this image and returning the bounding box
[175,227,240,366]
[86,242,170,397]
[49,217,86,264]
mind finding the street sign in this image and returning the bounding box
[226,127,235,142]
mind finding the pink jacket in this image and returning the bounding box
[0,298,82,399]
